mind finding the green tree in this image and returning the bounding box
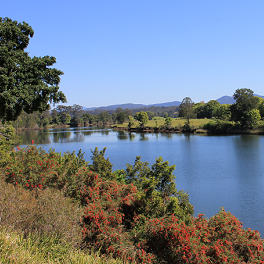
[0,123,20,166]
[83,113,95,125]
[257,97,264,118]
[195,102,205,119]
[204,100,221,118]
[215,104,231,120]
[126,156,193,218]
[99,111,111,126]
[134,111,149,128]
[116,108,127,124]
[111,112,117,124]
[146,111,155,120]
[128,115,134,128]
[165,117,172,127]
[231,88,260,128]
[0,17,66,121]
[178,97,195,124]
[65,113,71,125]
[89,147,115,180]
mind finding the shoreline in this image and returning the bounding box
[111,125,264,135]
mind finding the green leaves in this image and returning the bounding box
[0,17,66,121]
[134,111,149,128]
[178,97,195,124]
[231,88,261,128]
[125,156,193,219]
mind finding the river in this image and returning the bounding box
[18,127,264,237]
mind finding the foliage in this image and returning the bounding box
[0,178,83,245]
[126,156,193,220]
[246,109,261,128]
[231,88,260,128]
[0,123,20,167]
[141,209,264,263]
[1,145,264,263]
[0,17,66,121]
[178,97,195,124]
[181,122,193,132]
[196,100,221,119]
[89,147,115,181]
[134,112,149,128]
[116,108,128,124]
[165,117,172,127]
[99,111,112,125]
[257,97,264,118]
[128,115,134,128]
[203,120,236,133]
[146,111,155,120]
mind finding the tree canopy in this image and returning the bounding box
[0,17,66,121]
[178,97,195,124]
[230,88,260,128]
[134,111,149,127]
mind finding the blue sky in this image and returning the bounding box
[2,0,264,107]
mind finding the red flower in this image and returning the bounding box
[31,140,34,144]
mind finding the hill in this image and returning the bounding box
[84,94,264,111]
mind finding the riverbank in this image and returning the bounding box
[111,118,264,135]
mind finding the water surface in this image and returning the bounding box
[18,127,264,236]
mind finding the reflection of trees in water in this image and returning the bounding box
[101,130,110,136]
[160,132,173,139]
[53,131,85,143]
[139,133,149,141]
[53,132,71,143]
[17,130,51,144]
[129,133,135,141]
[117,131,128,140]
[82,131,93,136]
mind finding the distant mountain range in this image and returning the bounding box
[84,94,264,111]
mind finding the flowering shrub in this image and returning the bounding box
[2,145,264,263]
[4,146,89,196]
[141,210,264,263]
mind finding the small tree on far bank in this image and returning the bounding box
[134,111,149,128]
[178,97,195,124]
[128,115,134,128]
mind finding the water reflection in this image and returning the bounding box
[139,133,149,141]
[101,130,110,136]
[129,133,136,141]
[117,131,128,140]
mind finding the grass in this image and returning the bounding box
[0,227,128,264]
[113,118,212,129]
[0,177,131,264]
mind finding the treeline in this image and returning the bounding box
[9,104,179,130]
[8,88,264,131]
[178,88,264,129]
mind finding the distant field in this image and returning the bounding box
[115,118,212,128]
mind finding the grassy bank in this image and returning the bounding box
[112,118,264,134]
[0,227,127,264]
[112,118,210,129]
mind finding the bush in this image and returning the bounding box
[1,145,264,263]
[203,120,235,133]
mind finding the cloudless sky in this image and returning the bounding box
[2,0,264,107]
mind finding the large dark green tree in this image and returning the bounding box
[230,88,260,128]
[0,17,66,121]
